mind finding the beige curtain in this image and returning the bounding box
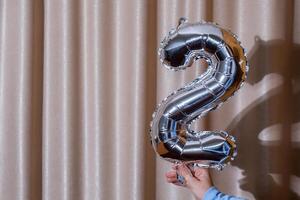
[0,0,299,199]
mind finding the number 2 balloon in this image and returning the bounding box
[150,18,248,170]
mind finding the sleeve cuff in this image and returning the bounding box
[203,186,220,200]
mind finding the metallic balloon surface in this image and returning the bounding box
[150,18,248,170]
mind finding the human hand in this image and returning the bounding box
[165,164,213,200]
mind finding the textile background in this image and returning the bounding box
[0,0,299,199]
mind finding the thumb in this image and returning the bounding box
[177,164,198,187]
[193,167,211,181]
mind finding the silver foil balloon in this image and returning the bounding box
[150,18,248,170]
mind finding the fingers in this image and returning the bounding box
[165,170,177,182]
[166,164,210,188]
[193,167,213,187]
[171,164,177,170]
[193,167,210,180]
[177,164,193,178]
[176,164,197,187]
[165,170,186,186]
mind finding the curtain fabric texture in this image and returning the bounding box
[0,0,299,199]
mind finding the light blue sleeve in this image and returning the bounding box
[203,187,246,200]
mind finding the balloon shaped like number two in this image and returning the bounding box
[150,18,248,170]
